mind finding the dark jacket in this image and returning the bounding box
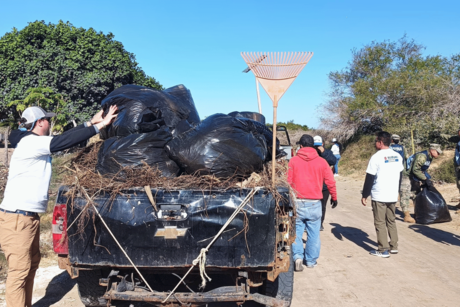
[316,148,337,191]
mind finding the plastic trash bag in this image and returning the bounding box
[96,127,180,177]
[166,114,268,178]
[100,84,200,138]
[228,111,266,124]
[414,187,452,224]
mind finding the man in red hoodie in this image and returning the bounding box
[288,134,338,271]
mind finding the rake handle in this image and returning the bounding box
[272,96,278,185]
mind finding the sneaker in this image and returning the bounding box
[369,250,390,258]
[295,259,304,272]
[320,225,324,231]
[390,249,398,254]
[334,174,339,177]
[306,262,317,268]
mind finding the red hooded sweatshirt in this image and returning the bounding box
[287,147,337,200]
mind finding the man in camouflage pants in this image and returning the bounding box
[401,144,443,223]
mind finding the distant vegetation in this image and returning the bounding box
[266,120,310,131]
[320,36,460,147]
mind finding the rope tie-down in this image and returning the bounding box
[162,187,259,303]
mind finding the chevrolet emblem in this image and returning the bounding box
[154,226,188,239]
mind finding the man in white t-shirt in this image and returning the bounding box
[361,131,404,258]
[0,105,117,307]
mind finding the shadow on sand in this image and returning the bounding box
[408,224,460,247]
[330,223,377,251]
[33,271,76,307]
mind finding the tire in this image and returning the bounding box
[261,252,294,306]
[76,270,108,307]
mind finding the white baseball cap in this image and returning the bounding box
[313,135,323,146]
[21,106,56,124]
[332,138,337,142]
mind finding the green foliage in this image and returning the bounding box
[266,120,310,131]
[323,36,460,145]
[8,87,68,132]
[0,20,162,123]
[431,160,456,183]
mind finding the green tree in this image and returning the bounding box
[321,36,460,146]
[0,20,162,123]
[8,87,69,132]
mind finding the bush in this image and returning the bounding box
[431,160,456,183]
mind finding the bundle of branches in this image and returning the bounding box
[64,141,292,203]
[0,164,8,194]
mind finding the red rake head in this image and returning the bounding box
[241,52,313,106]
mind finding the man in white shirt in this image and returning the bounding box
[331,138,342,176]
[361,131,404,258]
[0,105,117,307]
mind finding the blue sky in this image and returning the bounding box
[1,0,459,128]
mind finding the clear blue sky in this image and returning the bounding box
[1,0,459,128]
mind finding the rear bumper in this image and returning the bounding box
[104,285,289,307]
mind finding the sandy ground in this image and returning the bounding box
[1,176,460,307]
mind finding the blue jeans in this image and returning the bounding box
[334,154,341,174]
[292,199,322,266]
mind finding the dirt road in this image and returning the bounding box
[1,177,460,307]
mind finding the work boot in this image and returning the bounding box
[404,211,415,223]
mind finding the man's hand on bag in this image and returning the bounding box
[361,197,368,206]
[331,199,338,208]
[424,179,434,187]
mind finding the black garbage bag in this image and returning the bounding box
[100,84,200,138]
[228,111,266,124]
[166,114,268,178]
[96,127,180,177]
[414,187,452,224]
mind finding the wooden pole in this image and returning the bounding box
[4,127,9,167]
[271,96,278,186]
[411,128,415,155]
[256,78,262,114]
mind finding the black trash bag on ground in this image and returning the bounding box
[414,187,452,224]
[100,84,200,139]
[96,127,180,177]
[228,111,266,124]
[166,114,268,178]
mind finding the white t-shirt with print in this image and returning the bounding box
[366,148,404,203]
[0,134,53,213]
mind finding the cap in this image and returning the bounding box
[429,144,442,155]
[313,135,323,146]
[298,134,314,148]
[391,134,400,140]
[332,138,337,142]
[21,106,56,125]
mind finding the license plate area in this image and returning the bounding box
[157,204,188,221]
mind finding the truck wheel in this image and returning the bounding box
[260,252,294,306]
[76,270,108,307]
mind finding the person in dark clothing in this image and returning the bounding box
[313,136,337,231]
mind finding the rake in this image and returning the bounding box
[241,52,314,184]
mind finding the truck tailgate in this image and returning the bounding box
[66,188,290,268]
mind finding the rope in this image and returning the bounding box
[76,177,154,293]
[162,188,258,303]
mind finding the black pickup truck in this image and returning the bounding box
[52,186,295,307]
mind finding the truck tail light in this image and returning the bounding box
[52,204,68,255]
[291,148,295,157]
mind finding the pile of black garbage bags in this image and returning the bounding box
[96,84,285,179]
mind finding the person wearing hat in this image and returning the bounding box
[313,135,337,231]
[288,134,337,271]
[400,144,443,223]
[389,134,407,165]
[331,138,342,176]
[0,105,118,307]
[389,134,413,222]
